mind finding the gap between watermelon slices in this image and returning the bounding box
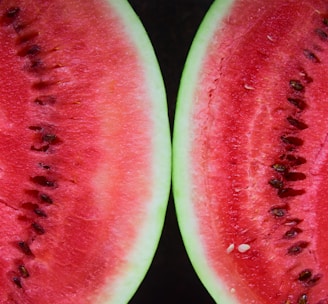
[174,0,328,303]
[0,0,170,303]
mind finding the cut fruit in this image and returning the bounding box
[0,0,170,303]
[173,0,328,303]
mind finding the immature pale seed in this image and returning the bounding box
[18,265,29,278]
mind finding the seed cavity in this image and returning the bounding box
[281,135,304,146]
[32,80,56,90]
[287,241,309,255]
[284,218,303,226]
[289,80,304,91]
[16,31,40,43]
[31,176,55,187]
[278,188,306,198]
[286,155,306,166]
[30,144,49,152]
[286,116,308,130]
[284,172,306,181]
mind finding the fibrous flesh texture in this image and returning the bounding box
[174,0,328,303]
[0,1,170,303]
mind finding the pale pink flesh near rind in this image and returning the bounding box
[0,1,169,303]
[175,0,328,303]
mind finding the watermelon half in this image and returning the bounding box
[173,0,328,303]
[0,0,170,303]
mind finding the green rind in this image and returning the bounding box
[97,1,171,303]
[173,0,238,303]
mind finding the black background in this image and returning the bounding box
[127,1,216,303]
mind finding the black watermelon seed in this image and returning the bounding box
[272,163,287,173]
[39,193,53,204]
[18,265,29,278]
[12,277,22,288]
[303,49,320,63]
[18,241,33,256]
[315,28,328,41]
[289,80,304,91]
[34,207,47,217]
[28,59,44,73]
[42,134,57,143]
[324,17,328,26]
[287,241,309,255]
[32,222,45,235]
[17,44,41,57]
[269,205,289,218]
[283,227,303,239]
[269,179,284,189]
[286,116,308,130]
[287,97,307,110]
[4,7,20,19]
[298,269,312,282]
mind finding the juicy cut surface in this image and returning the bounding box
[0,1,157,303]
[190,0,328,303]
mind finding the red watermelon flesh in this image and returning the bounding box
[174,0,328,303]
[0,1,170,303]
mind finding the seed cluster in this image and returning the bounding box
[270,13,328,304]
[1,5,62,291]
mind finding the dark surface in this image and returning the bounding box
[127,1,216,303]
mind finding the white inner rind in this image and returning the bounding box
[94,1,171,304]
[173,0,239,303]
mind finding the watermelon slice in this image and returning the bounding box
[174,0,328,303]
[0,0,170,303]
